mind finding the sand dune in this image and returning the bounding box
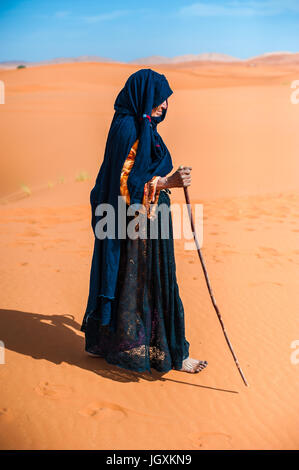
[0,62,298,450]
[247,52,299,65]
[1,51,299,68]
[1,61,298,200]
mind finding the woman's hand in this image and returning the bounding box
[157,166,192,190]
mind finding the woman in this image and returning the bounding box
[80,69,208,374]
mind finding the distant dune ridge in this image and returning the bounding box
[246,51,299,65]
[0,55,120,69]
[1,51,299,68]
[128,52,240,64]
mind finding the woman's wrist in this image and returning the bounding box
[156,176,166,190]
[157,175,172,190]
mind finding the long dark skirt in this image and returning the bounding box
[80,189,190,373]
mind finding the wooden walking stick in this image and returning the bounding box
[182,183,248,387]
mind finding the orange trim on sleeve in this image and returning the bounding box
[120,139,140,206]
[120,138,162,219]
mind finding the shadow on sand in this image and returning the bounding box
[0,309,238,393]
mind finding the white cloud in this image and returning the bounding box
[177,1,299,17]
[82,9,129,24]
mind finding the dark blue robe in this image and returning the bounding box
[80,69,190,373]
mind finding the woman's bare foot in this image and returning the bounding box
[176,357,208,373]
[86,351,101,357]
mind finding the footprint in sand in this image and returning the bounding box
[20,230,41,237]
[212,255,223,263]
[79,401,169,423]
[222,249,239,255]
[250,281,283,287]
[258,246,280,256]
[78,401,127,422]
[42,244,55,250]
[0,407,13,422]
[14,241,35,246]
[188,431,232,449]
[34,381,73,400]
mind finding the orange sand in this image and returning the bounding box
[0,62,298,450]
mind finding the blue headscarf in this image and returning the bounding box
[83,68,174,329]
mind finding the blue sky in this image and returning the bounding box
[0,0,299,61]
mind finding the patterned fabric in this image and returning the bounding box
[120,138,161,219]
[82,190,190,373]
[80,140,191,374]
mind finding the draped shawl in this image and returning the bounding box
[83,68,174,328]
